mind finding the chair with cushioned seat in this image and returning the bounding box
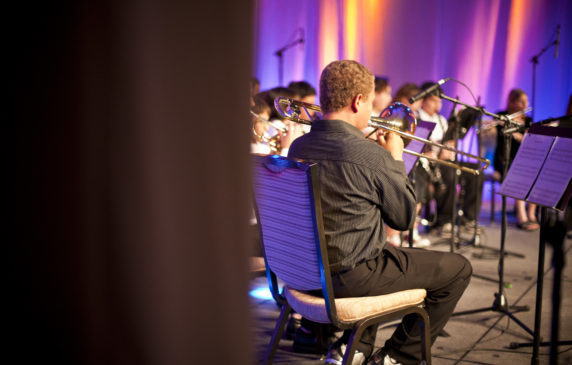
[251,154,431,365]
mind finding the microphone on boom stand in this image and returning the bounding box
[409,78,450,104]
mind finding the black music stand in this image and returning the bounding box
[499,124,572,365]
[451,118,530,329]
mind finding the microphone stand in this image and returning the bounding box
[470,101,483,247]
[273,38,303,86]
[530,27,559,121]
[458,98,486,250]
[447,99,460,253]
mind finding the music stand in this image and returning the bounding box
[403,120,436,247]
[498,124,572,365]
[451,113,531,327]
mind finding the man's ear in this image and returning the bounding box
[351,94,363,113]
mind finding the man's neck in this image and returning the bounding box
[322,110,365,130]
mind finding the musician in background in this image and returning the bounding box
[372,76,392,115]
[385,82,432,248]
[363,77,393,141]
[257,87,304,156]
[288,81,318,133]
[289,60,472,365]
[250,77,260,99]
[250,94,273,155]
[439,108,485,234]
[494,88,538,231]
[416,81,458,238]
[393,83,423,116]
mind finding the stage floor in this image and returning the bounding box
[249,199,572,364]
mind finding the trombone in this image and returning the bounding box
[274,96,490,175]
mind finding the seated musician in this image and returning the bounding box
[385,82,431,248]
[494,88,538,231]
[438,108,485,234]
[288,60,472,365]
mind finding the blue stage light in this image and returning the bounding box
[249,287,273,300]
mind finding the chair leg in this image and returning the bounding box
[490,181,496,225]
[342,325,368,365]
[419,310,432,365]
[337,307,432,365]
[263,303,292,365]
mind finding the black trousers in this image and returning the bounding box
[411,163,432,205]
[331,245,472,364]
[436,163,484,226]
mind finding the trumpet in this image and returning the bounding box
[274,97,490,175]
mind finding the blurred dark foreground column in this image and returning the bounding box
[8,1,253,364]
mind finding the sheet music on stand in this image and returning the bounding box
[498,125,572,211]
[403,120,436,174]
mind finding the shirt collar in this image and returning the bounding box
[310,119,365,139]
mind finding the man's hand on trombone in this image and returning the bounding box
[377,130,404,161]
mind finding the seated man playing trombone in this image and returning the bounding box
[287,60,472,365]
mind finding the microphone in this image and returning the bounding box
[555,24,561,58]
[409,78,450,104]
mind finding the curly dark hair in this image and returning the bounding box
[319,60,374,113]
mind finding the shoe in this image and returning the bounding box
[367,347,402,365]
[516,220,539,231]
[439,222,453,238]
[292,325,335,354]
[412,237,431,248]
[283,314,301,340]
[325,343,366,365]
[460,220,483,234]
[411,229,431,248]
[386,233,401,247]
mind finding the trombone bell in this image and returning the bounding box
[374,102,417,147]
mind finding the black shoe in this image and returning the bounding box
[367,347,401,365]
[283,314,301,340]
[292,326,335,354]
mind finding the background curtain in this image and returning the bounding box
[254,0,572,121]
[9,0,253,364]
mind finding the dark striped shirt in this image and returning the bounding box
[288,119,416,273]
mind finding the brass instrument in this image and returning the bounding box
[479,107,533,131]
[274,97,490,175]
[250,110,286,154]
